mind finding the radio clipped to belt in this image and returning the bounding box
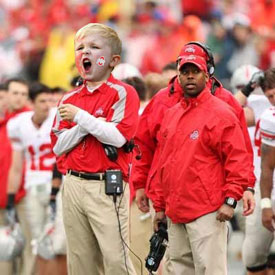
[105,170,123,203]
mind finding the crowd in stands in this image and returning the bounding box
[1,0,275,91]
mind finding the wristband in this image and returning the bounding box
[50,187,59,201]
[51,187,59,197]
[241,85,253,97]
[6,193,15,209]
[246,187,255,195]
[261,198,272,209]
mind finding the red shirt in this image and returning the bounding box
[0,107,30,208]
[51,74,139,180]
[154,88,250,223]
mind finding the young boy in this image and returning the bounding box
[51,23,139,275]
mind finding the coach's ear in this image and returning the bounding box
[110,55,120,69]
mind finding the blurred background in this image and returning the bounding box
[1,0,275,92]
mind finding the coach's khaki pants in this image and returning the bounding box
[169,211,228,275]
[62,174,136,275]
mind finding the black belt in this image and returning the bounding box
[68,170,105,181]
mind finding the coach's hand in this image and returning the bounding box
[153,211,166,232]
[58,104,81,121]
[216,204,234,222]
[136,188,150,213]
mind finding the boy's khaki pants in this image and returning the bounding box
[62,173,136,275]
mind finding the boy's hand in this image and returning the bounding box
[58,104,81,121]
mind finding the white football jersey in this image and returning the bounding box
[260,106,275,147]
[260,106,275,199]
[7,108,56,189]
[247,95,271,181]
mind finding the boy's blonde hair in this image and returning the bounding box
[75,23,122,56]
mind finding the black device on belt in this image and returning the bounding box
[68,170,105,181]
[105,170,123,196]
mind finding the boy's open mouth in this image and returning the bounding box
[83,58,92,72]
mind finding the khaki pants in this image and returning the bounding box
[169,211,228,275]
[62,174,136,275]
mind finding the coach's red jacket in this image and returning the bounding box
[153,88,250,223]
[131,76,255,204]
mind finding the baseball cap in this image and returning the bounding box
[179,55,207,73]
[177,44,208,61]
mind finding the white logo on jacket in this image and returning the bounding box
[95,107,104,116]
[190,130,199,140]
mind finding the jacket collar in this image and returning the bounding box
[81,74,116,96]
[180,87,212,108]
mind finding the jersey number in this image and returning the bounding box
[28,144,54,171]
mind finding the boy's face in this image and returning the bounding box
[75,33,119,82]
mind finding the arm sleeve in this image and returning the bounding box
[73,110,126,147]
[131,103,157,190]
[152,116,169,212]
[260,108,275,147]
[51,108,88,156]
[52,124,88,156]
[237,107,256,188]
[7,117,24,151]
[217,120,250,200]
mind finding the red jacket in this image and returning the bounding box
[51,74,139,180]
[154,88,250,223]
[131,77,255,202]
[0,107,30,208]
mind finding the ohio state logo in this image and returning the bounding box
[185,47,196,53]
[184,55,196,61]
[95,107,104,116]
[190,130,199,140]
[96,56,105,66]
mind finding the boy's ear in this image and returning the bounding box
[110,55,121,68]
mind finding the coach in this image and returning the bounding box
[153,54,251,275]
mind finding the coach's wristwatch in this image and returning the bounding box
[224,197,237,209]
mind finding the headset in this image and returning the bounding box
[185,41,215,76]
[170,41,216,95]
